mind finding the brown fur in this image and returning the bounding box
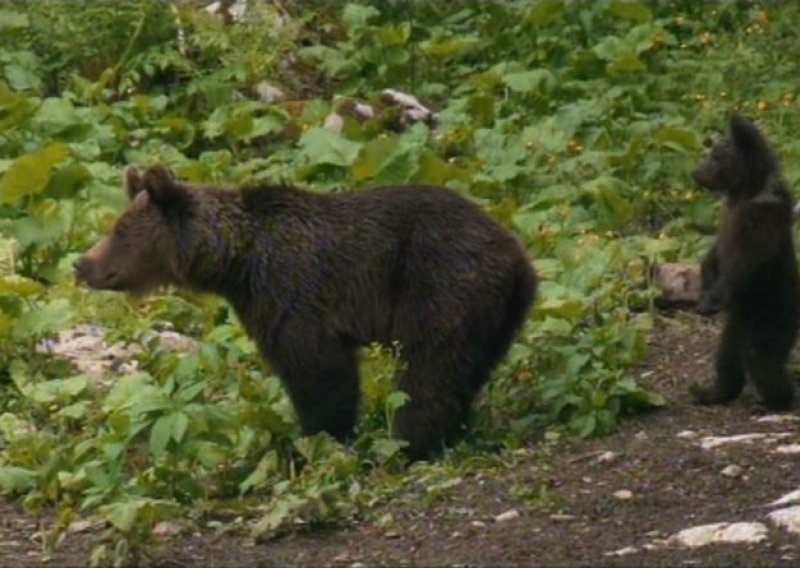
[76,165,537,459]
[690,115,799,410]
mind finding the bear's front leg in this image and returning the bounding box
[272,336,361,442]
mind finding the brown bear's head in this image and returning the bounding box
[692,115,778,199]
[74,165,190,296]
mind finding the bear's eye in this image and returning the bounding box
[711,145,729,161]
[113,227,130,243]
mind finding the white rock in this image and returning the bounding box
[774,444,800,455]
[676,430,699,440]
[596,451,617,463]
[37,325,198,383]
[700,433,770,450]
[352,102,375,120]
[204,0,247,21]
[494,509,520,522]
[323,112,344,133]
[604,546,638,557]
[152,521,183,538]
[720,465,743,478]
[255,82,284,103]
[671,522,768,547]
[768,489,800,508]
[68,519,104,533]
[471,520,486,528]
[381,89,433,124]
[613,490,633,500]
[767,505,800,535]
[755,414,800,424]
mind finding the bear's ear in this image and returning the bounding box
[124,166,145,200]
[141,165,189,210]
[729,115,766,152]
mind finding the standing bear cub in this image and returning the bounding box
[691,115,799,411]
[75,165,537,459]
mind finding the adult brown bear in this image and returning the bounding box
[75,165,537,459]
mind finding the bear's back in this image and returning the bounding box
[233,182,533,346]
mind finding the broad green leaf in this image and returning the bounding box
[412,152,465,186]
[202,106,230,139]
[34,97,77,129]
[342,4,379,31]
[12,206,71,250]
[421,35,480,59]
[150,414,173,456]
[252,495,305,540]
[58,401,90,420]
[0,144,70,205]
[0,10,28,30]
[0,312,12,336]
[376,22,410,47]
[45,163,92,199]
[352,135,402,181]
[297,127,362,168]
[249,115,284,139]
[172,412,189,444]
[103,373,157,412]
[521,119,570,153]
[609,0,652,23]
[606,50,646,75]
[384,391,409,411]
[4,64,41,91]
[21,374,89,405]
[0,242,17,276]
[101,501,140,533]
[0,466,37,493]
[503,69,555,94]
[526,0,564,26]
[370,438,403,460]
[654,126,699,152]
[131,392,172,415]
[239,451,279,494]
[0,80,37,131]
[12,298,74,340]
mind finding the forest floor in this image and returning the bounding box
[3,312,800,567]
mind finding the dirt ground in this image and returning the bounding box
[3,313,800,567]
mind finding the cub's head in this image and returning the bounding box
[74,165,191,296]
[692,115,778,198]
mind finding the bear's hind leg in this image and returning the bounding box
[277,339,360,442]
[392,348,487,460]
[690,313,747,405]
[745,321,797,411]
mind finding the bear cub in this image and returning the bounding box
[691,115,799,411]
[75,165,537,459]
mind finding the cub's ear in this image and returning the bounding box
[729,115,767,151]
[124,166,145,200]
[142,165,189,210]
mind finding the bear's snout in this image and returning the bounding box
[74,237,118,289]
[691,166,712,190]
[73,256,94,285]
[73,256,121,290]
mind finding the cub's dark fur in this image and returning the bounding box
[75,166,537,459]
[691,115,799,410]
